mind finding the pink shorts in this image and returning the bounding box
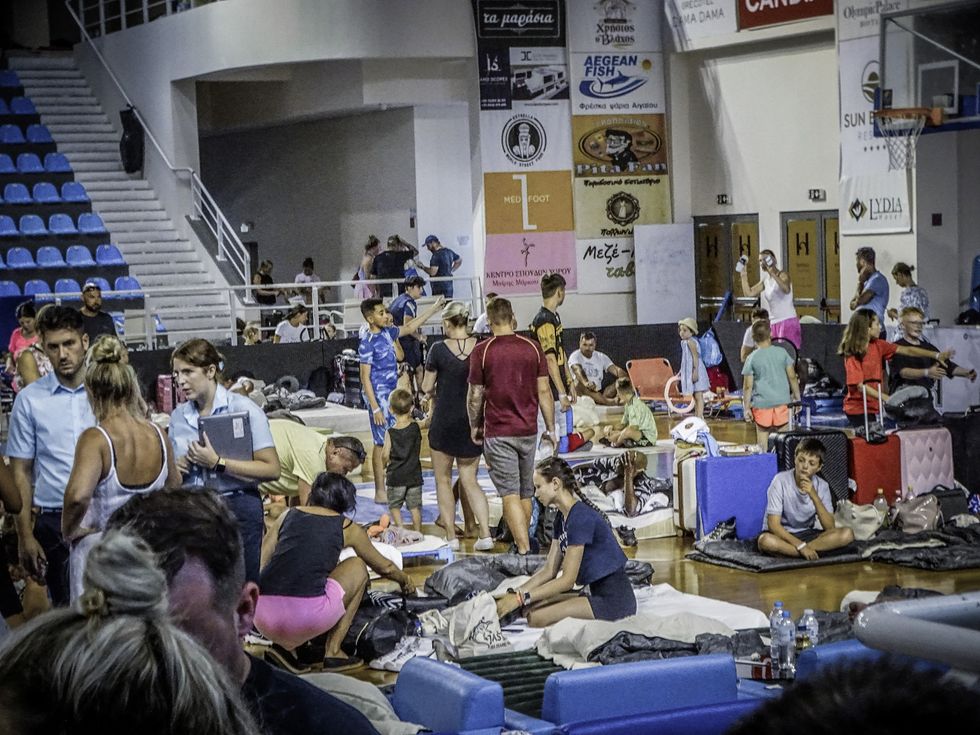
[254,578,346,650]
[771,317,802,349]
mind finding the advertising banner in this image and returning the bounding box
[840,170,912,235]
[573,176,672,238]
[665,0,738,46]
[575,237,636,293]
[473,0,576,295]
[737,0,833,31]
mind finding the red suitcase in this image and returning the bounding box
[848,384,902,505]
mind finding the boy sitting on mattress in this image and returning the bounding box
[572,450,671,518]
[757,438,853,559]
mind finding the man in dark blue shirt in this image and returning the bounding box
[388,276,427,396]
[421,235,461,298]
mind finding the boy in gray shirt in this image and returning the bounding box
[757,438,853,560]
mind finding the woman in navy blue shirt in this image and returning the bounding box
[496,457,636,627]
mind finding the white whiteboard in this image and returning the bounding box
[634,224,696,325]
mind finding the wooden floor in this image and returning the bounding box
[345,414,980,686]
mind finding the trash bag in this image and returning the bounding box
[119,106,144,173]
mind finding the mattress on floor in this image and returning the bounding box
[292,402,371,434]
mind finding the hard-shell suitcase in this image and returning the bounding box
[897,427,954,497]
[768,407,850,506]
[672,448,704,532]
[695,453,777,540]
[848,384,901,505]
[941,412,980,492]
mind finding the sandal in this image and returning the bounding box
[266,643,319,675]
[321,655,364,672]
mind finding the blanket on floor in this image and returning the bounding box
[688,526,980,572]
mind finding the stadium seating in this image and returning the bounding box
[0,280,20,297]
[0,215,16,237]
[95,243,126,265]
[66,245,96,267]
[3,182,30,204]
[55,278,82,300]
[114,275,142,295]
[78,212,107,235]
[36,246,67,268]
[0,154,14,173]
[48,213,79,236]
[0,71,20,87]
[16,153,43,173]
[9,97,36,116]
[5,247,35,269]
[18,214,47,236]
[23,279,51,299]
[25,124,53,144]
[0,124,25,144]
[61,181,89,203]
[43,153,71,173]
[87,276,112,293]
[32,182,61,203]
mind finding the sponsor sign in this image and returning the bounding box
[485,231,578,294]
[567,0,662,52]
[478,46,514,110]
[737,0,833,31]
[475,0,564,41]
[573,176,672,238]
[484,170,575,234]
[838,38,891,176]
[509,46,570,103]
[575,237,635,293]
[573,114,669,177]
[569,51,665,113]
[840,171,911,234]
[480,108,574,172]
[836,0,906,43]
[665,0,738,47]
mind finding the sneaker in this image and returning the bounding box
[474,536,495,552]
[577,440,594,453]
[694,516,737,551]
[384,637,422,672]
[370,638,412,671]
[616,525,638,547]
[245,627,272,647]
[266,643,317,675]
[321,654,364,672]
[448,538,460,551]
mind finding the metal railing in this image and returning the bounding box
[72,0,221,37]
[65,0,252,288]
[41,274,484,350]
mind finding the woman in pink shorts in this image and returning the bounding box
[737,249,802,349]
[256,472,415,673]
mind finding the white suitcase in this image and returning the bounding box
[898,427,955,497]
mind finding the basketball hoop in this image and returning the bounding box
[873,107,943,171]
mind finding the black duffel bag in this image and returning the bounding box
[886,385,942,427]
[341,601,419,662]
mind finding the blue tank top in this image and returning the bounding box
[259,510,345,597]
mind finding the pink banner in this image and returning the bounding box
[484,231,577,295]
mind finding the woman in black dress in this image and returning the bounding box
[420,301,493,551]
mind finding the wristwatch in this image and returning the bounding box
[214,457,227,474]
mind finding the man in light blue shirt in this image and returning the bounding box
[7,306,94,606]
[850,246,889,336]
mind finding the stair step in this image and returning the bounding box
[41,113,112,126]
[112,230,181,242]
[117,240,195,254]
[34,104,104,115]
[14,72,85,82]
[81,179,152,191]
[63,150,120,162]
[46,123,117,135]
[92,197,164,210]
[101,214,172,227]
[49,132,119,144]
[75,171,138,182]
[57,142,120,154]
[24,89,95,100]
[89,191,157,204]
[72,161,124,173]
[7,56,77,71]
[126,250,200,265]
[107,216,175,230]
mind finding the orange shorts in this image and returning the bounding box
[751,405,789,428]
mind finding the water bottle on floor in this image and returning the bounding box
[778,610,796,678]
[803,608,819,648]
[795,608,818,652]
[872,488,889,527]
[768,600,784,665]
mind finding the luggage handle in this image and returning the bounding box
[786,400,808,431]
[861,380,885,437]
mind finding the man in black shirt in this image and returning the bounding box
[530,272,576,412]
[78,281,116,343]
[107,489,380,735]
[371,236,419,298]
[889,306,976,395]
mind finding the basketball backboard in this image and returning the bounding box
[879,0,980,132]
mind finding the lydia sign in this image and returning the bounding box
[840,171,911,235]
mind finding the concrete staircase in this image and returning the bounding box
[6,53,234,342]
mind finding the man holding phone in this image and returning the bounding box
[737,248,801,349]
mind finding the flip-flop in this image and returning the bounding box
[321,655,363,672]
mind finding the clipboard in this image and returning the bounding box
[199,412,253,461]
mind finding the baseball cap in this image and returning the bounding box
[82,281,101,292]
[424,234,440,245]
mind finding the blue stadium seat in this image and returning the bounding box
[25,124,53,144]
[78,212,107,235]
[0,154,14,173]
[0,71,20,87]
[88,276,112,293]
[114,275,142,295]
[19,214,47,236]
[0,251,5,268]
[0,280,20,297]
[48,213,78,236]
[110,311,125,334]
[95,243,126,265]
[43,153,71,173]
[23,279,51,301]
[36,246,66,268]
[0,125,26,144]
[154,314,166,333]
[32,182,61,204]
[55,278,82,301]
[66,245,96,267]
[6,247,35,269]
[60,181,89,203]
[0,99,7,115]
[0,215,17,237]
[9,97,36,116]
[3,183,31,205]
[16,153,43,173]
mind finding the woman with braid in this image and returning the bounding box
[496,457,636,627]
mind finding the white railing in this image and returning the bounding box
[65,0,252,288]
[42,274,485,350]
[72,0,221,37]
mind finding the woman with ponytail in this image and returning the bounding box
[0,529,258,734]
[62,336,180,601]
[496,456,636,627]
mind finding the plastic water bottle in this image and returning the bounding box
[872,488,889,527]
[795,608,818,652]
[778,610,796,678]
[768,601,784,664]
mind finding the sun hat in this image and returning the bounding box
[678,317,698,335]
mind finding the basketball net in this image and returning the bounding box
[873,108,942,171]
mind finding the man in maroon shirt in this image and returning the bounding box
[468,297,555,554]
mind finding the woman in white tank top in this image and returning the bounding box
[62,336,180,601]
[737,248,802,348]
